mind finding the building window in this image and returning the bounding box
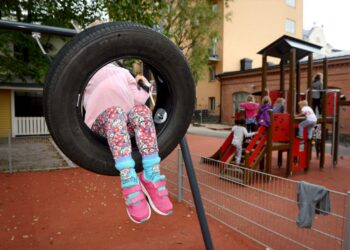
[210,37,218,56]
[209,66,216,81]
[208,37,219,61]
[232,92,249,115]
[15,91,43,116]
[285,19,296,34]
[286,0,296,7]
[209,97,215,112]
[212,4,218,13]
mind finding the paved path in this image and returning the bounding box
[0,136,72,173]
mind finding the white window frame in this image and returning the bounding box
[286,0,296,7]
[209,97,215,112]
[211,37,218,56]
[209,66,216,81]
[285,19,296,34]
[212,4,218,12]
[232,92,249,115]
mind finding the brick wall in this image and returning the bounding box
[219,56,350,136]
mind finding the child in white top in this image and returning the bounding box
[231,118,257,165]
[296,100,317,140]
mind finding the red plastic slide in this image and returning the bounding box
[208,132,236,163]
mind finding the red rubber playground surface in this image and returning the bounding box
[0,133,262,250]
[1,132,349,249]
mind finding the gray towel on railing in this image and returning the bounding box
[296,181,331,228]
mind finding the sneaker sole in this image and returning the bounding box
[140,182,172,216]
[126,202,151,224]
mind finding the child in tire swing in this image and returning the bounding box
[83,64,173,224]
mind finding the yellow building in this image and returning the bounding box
[196,0,303,119]
[0,90,11,137]
[0,25,70,138]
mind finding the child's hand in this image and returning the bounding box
[135,75,154,93]
[135,75,152,88]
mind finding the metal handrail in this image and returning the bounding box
[0,20,77,37]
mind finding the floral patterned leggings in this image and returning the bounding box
[91,105,158,161]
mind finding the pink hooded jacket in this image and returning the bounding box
[240,102,259,119]
[83,64,150,128]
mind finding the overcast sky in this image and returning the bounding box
[303,0,350,50]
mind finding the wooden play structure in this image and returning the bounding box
[210,35,341,181]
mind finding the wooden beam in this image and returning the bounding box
[280,59,285,95]
[333,93,340,166]
[305,53,313,172]
[307,53,313,105]
[287,48,296,177]
[262,53,267,96]
[320,58,328,169]
[266,110,273,174]
[296,62,300,113]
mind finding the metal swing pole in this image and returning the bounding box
[180,137,214,250]
[0,20,77,63]
[32,32,52,63]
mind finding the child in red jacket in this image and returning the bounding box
[240,95,259,132]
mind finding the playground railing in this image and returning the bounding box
[162,149,350,250]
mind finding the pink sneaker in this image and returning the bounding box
[140,173,173,216]
[122,184,151,223]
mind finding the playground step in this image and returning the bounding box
[219,165,245,184]
[228,154,246,166]
[219,174,244,185]
[224,166,244,175]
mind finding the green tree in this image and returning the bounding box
[0,0,103,83]
[1,0,231,84]
[104,0,229,83]
[161,0,222,82]
[103,0,165,28]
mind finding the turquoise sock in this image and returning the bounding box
[115,156,139,189]
[142,154,165,183]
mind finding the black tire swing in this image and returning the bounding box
[43,22,195,176]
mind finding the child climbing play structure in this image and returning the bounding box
[210,35,341,179]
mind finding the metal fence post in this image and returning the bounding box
[177,148,183,202]
[8,130,13,173]
[344,191,350,250]
[180,137,214,250]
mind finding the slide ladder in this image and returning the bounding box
[219,126,267,184]
[245,126,267,167]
